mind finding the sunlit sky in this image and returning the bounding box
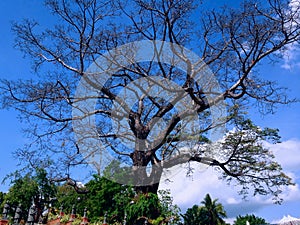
[0,1,300,224]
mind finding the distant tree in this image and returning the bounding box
[156,189,181,224]
[55,175,180,224]
[199,194,227,225]
[234,214,266,225]
[3,173,38,216]
[182,194,227,225]
[55,184,82,215]
[2,169,57,222]
[53,174,128,222]
[84,175,127,222]
[111,187,181,224]
[182,205,204,225]
[34,168,57,203]
[1,0,299,201]
[0,192,7,215]
[0,191,5,203]
[126,192,161,224]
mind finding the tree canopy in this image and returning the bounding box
[182,193,227,225]
[1,0,299,201]
[1,172,180,225]
[0,169,57,222]
[233,214,266,225]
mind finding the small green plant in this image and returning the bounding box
[48,212,59,221]
[60,214,70,223]
[151,216,165,225]
[71,217,82,225]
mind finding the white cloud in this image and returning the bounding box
[265,139,300,171]
[281,44,300,70]
[281,0,300,70]
[76,181,85,188]
[281,183,300,201]
[226,197,239,204]
[159,165,244,213]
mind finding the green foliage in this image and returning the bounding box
[233,214,266,225]
[35,168,57,200]
[103,160,134,185]
[55,184,82,214]
[77,172,180,224]
[0,170,181,225]
[182,194,227,225]
[54,175,125,222]
[60,214,71,223]
[71,217,83,225]
[126,193,160,224]
[200,194,227,225]
[47,212,82,225]
[47,211,59,221]
[2,174,39,220]
[182,205,204,225]
[158,189,181,224]
[83,176,181,224]
[0,191,5,206]
[85,175,129,222]
[1,169,57,221]
[123,190,181,225]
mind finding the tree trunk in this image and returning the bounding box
[131,148,163,195]
[135,183,160,194]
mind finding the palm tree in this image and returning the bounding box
[199,194,227,225]
[182,194,227,225]
[182,205,204,225]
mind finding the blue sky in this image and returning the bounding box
[0,0,51,188]
[0,0,300,224]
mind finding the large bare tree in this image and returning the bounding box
[1,0,299,201]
